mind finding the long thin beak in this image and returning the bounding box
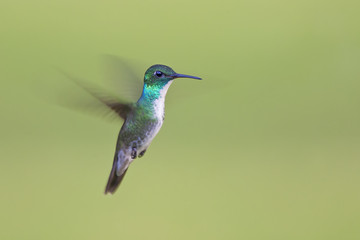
[171,73,202,80]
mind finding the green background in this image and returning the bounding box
[1,0,360,239]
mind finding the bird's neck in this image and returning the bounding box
[137,82,172,118]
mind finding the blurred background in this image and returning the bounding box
[1,0,360,239]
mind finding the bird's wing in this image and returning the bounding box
[59,70,134,121]
[73,81,134,120]
[101,55,143,102]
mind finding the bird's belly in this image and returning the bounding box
[115,117,163,175]
[137,120,163,152]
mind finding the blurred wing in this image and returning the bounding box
[101,55,144,102]
[73,81,133,120]
[59,70,134,121]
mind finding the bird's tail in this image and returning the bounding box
[104,153,129,194]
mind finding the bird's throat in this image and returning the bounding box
[138,81,173,119]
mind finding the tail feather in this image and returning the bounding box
[104,156,129,194]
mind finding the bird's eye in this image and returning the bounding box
[154,71,164,77]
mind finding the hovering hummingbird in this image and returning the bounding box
[72,64,202,194]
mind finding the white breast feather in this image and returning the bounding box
[141,81,172,149]
[152,81,172,121]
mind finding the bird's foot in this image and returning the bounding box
[138,149,146,158]
[131,147,137,159]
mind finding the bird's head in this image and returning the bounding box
[144,65,201,87]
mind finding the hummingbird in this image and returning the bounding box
[76,64,202,194]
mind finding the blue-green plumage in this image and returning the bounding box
[104,65,201,194]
